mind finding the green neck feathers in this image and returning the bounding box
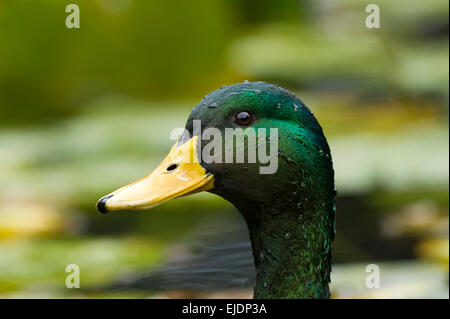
[236,195,335,298]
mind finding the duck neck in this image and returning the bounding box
[237,198,334,299]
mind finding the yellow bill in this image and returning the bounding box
[96,136,214,213]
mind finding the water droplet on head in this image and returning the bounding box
[276,102,281,109]
[208,102,218,108]
[293,103,299,112]
[243,80,250,84]
[285,232,290,239]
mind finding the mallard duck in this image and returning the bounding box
[97,81,336,299]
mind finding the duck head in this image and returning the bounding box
[97,81,336,298]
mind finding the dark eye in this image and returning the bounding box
[234,111,252,126]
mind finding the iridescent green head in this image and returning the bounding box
[183,81,335,215]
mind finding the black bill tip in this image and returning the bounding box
[97,194,113,214]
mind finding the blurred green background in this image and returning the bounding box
[0,0,448,298]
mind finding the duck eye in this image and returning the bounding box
[234,111,252,126]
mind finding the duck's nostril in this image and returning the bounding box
[166,164,178,172]
[97,194,113,214]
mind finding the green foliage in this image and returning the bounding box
[0,0,235,123]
